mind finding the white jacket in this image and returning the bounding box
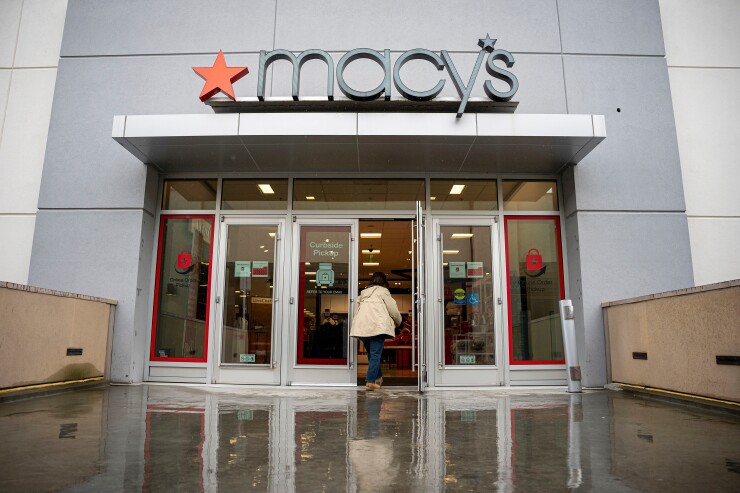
[350,285,402,338]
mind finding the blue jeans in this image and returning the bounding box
[360,336,384,384]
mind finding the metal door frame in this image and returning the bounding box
[212,215,286,385]
[430,216,505,387]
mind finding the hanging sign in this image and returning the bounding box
[466,262,484,278]
[252,260,269,277]
[234,261,251,277]
[449,262,466,279]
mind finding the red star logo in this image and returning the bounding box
[192,50,249,102]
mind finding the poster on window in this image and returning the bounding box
[466,262,484,278]
[449,262,466,278]
[252,260,269,277]
[234,261,251,277]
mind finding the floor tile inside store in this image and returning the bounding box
[1,385,738,492]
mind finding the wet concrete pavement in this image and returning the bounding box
[0,385,738,492]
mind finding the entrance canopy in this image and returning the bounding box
[112,112,605,174]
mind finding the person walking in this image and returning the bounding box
[350,272,402,390]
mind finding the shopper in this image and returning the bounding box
[351,272,402,390]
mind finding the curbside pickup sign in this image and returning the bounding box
[193,34,518,118]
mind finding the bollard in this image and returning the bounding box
[559,299,582,393]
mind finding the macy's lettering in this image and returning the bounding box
[257,34,517,118]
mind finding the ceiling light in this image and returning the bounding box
[546,187,553,194]
[363,262,379,266]
[309,279,316,283]
[362,249,380,254]
[268,232,276,238]
[305,271,316,275]
[305,262,311,266]
[257,184,275,194]
[443,250,459,255]
[306,196,315,200]
[259,245,264,249]
[449,184,466,195]
[451,233,474,239]
[360,233,382,238]
[430,196,436,201]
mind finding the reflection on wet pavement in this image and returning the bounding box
[0,385,738,492]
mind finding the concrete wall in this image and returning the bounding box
[658,0,740,286]
[0,282,115,389]
[28,0,695,385]
[0,0,67,284]
[603,281,740,402]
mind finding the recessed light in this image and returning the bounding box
[430,196,436,201]
[362,249,380,254]
[450,233,474,239]
[305,262,311,266]
[305,271,316,275]
[306,196,315,200]
[443,250,459,255]
[546,188,553,194]
[259,245,265,249]
[257,184,274,194]
[449,184,466,195]
[268,232,276,238]
[363,262,379,266]
[360,233,382,238]
[309,279,316,283]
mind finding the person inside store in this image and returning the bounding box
[350,272,402,390]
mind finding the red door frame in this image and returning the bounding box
[150,214,215,363]
[504,216,566,365]
[296,224,350,365]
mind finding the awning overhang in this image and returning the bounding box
[112,112,605,174]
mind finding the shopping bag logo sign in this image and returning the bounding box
[525,248,542,270]
[175,250,196,275]
[524,248,547,278]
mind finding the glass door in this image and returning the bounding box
[213,217,285,385]
[432,218,503,386]
[290,219,358,386]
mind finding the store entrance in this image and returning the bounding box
[356,219,418,387]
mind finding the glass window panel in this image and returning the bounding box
[506,217,564,363]
[430,179,498,211]
[221,224,278,365]
[152,216,213,360]
[441,226,495,366]
[502,180,558,211]
[162,180,217,210]
[297,225,351,364]
[221,179,289,210]
[293,179,425,210]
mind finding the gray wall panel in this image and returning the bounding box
[558,0,665,56]
[275,0,561,53]
[575,211,693,386]
[38,54,257,209]
[28,210,150,383]
[563,56,685,212]
[61,0,276,56]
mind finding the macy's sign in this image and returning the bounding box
[193,34,518,118]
